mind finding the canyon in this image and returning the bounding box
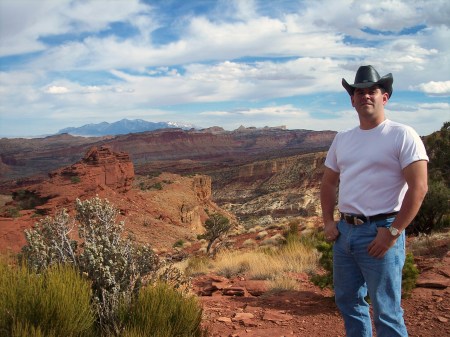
[0,126,449,337]
[0,126,335,230]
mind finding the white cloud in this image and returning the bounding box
[0,0,151,57]
[46,86,69,94]
[412,81,450,96]
[0,0,449,137]
[386,102,449,135]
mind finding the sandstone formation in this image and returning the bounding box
[50,145,134,193]
[210,151,326,226]
[0,147,229,253]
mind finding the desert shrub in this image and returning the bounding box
[21,209,78,271]
[0,259,95,337]
[269,275,299,292]
[4,207,21,218]
[283,220,300,243]
[199,213,231,254]
[12,190,48,210]
[70,176,81,184]
[412,178,450,234]
[21,197,162,336]
[310,234,334,289]
[184,256,211,277]
[155,264,192,297]
[150,182,163,190]
[410,121,450,234]
[402,253,419,299]
[120,282,204,337]
[173,239,185,248]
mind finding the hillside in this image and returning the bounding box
[0,146,230,253]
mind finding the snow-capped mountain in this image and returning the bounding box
[57,119,197,136]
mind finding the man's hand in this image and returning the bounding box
[367,228,397,258]
[324,220,339,242]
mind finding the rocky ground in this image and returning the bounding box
[194,239,450,337]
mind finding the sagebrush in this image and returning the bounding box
[20,197,196,336]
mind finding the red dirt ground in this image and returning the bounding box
[196,246,450,337]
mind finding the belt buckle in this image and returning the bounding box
[344,214,364,225]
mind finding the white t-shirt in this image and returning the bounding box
[324,119,429,216]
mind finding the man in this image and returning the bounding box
[320,65,428,337]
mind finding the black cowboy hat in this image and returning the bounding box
[342,65,393,98]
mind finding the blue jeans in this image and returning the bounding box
[333,217,408,337]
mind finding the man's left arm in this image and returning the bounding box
[367,160,428,258]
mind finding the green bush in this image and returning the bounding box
[173,239,185,248]
[402,253,419,298]
[70,176,81,184]
[413,178,450,234]
[120,282,204,337]
[12,190,48,210]
[199,213,231,254]
[0,259,95,337]
[20,197,199,336]
[150,182,163,190]
[310,236,334,289]
[21,197,161,336]
[5,207,21,218]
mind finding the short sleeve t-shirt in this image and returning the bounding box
[324,119,429,216]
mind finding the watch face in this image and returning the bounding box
[390,227,399,236]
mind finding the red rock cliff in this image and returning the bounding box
[50,146,134,193]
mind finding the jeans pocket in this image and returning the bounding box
[374,217,395,230]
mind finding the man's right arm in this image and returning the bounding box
[320,167,340,241]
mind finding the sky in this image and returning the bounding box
[0,0,449,138]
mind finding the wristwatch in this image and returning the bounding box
[388,226,401,236]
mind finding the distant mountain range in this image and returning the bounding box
[57,119,196,136]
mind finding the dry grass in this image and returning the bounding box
[182,256,212,277]
[269,275,299,291]
[0,194,13,207]
[200,239,320,282]
[408,230,450,257]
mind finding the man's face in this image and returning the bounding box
[351,86,389,117]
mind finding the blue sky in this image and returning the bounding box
[0,0,449,138]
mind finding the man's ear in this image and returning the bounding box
[382,92,389,106]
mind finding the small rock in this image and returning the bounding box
[262,309,293,323]
[217,317,232,323]
[223,286,246,296]
[233,312,255,320]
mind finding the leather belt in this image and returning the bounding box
[340,212,399,225]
